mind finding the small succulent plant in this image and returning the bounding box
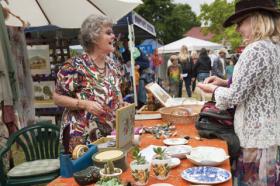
[103,160,121,174]
[153,147,166,160]
[132,146,147,165]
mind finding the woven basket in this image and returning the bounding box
[159,104,203,125]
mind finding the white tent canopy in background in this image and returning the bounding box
[157,36,223,54]
[1,0,142,28]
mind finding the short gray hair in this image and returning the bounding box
[79,14,113,53]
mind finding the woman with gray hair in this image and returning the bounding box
[53,14,124,154]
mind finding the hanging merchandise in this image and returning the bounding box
[8,27,35,127]
[0,4,18,103]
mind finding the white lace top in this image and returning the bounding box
[215,40,280,148]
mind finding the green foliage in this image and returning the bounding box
[153,147,166,160]
[96,177,123,186]
[276,0,280,7]
[199,0,242,50]
[163,4,200,43]
[132,146,147,165]
[135,0,200,44]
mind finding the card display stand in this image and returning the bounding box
[27,38,71,125]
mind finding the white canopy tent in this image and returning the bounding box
[157,36,223,54]
[1,0,142,28]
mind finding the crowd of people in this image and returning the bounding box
[167,45,239,98]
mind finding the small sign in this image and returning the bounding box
[116,104,135,150]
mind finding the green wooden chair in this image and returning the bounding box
[0,122,60,186]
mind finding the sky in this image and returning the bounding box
[173,0,233,15]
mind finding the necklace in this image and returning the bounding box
[89,55,107,81]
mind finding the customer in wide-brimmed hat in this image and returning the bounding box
[197,0,280,185]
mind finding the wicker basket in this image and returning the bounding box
[158,104,203,125]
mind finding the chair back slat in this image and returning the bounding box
[15,135,31,161]
[54,131,60,158]
[22,132,35,161]
[37,128,45,159]
[42,127,49,158]
[49,129,59,158]
[30,129,40,160]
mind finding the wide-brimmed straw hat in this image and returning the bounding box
[223,0,280,27]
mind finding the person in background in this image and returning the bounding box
[167,55,182,97]
[151,48,163,82]
[136,49,152,108]
[197,0,280,185]
[190,51,198,92]
[178,45,193,97]
[53,14,125,154]
[218,48,228,77]
[193,48,212,82]
[209,50,224,79]
[225,55,236,80]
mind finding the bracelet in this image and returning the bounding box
[212,86,219,101]
[213,86,219,93]
[76,99,80,109]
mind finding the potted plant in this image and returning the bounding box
[99,160,122,180]
[130,146,150,186]
[151,147,171,180]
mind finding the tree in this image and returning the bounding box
[164,4,200,43]
[199,0,242,50]
[135,0,200,44]
[277,0,280,7]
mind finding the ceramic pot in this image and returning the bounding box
[99,168,122,180]
[130,160,150,185]
[151,156,171,180]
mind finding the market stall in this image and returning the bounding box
[48,118,232,186]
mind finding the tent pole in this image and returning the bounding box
[127,22,137,107]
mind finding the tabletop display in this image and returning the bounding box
[48,118,232,186]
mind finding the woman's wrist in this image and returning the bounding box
[76,99,85,110]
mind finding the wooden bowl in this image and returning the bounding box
[158,104,203,125]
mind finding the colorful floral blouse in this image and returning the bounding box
[55,54,122,153]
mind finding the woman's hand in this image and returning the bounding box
[204,76,228,87]
[82,100,106,116]
[120,101,130,107]
[197,83,218,93]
